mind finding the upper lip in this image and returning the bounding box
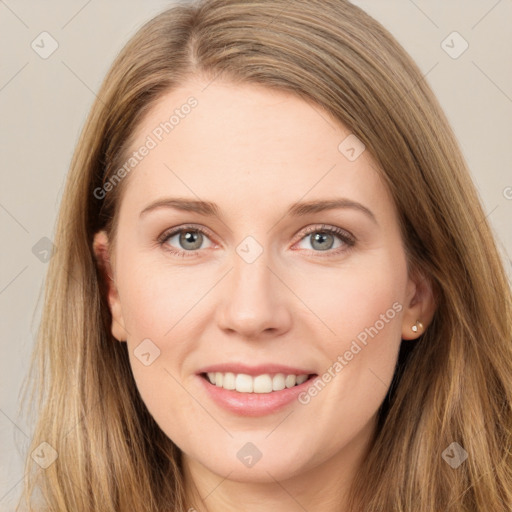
[197,363,317,376]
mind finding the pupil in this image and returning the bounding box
[312,232,333,251]
[181,230,201,250]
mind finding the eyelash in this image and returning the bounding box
[157,224,356,259]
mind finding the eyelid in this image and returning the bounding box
[294,224,355,245]
[158,223,356,257]
[157,223,217,245]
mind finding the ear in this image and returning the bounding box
[401,268,436,340]
[92,230,128,342]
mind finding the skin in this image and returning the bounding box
[94,77,435,512]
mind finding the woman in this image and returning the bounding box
[18,0,512,510]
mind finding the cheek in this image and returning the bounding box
[113,253,213,431]
[302,250,407,408]
[115,253,209,339]
[302,250,407,349]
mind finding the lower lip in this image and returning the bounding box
[197,374,317,417]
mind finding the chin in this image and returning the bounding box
[185,436,317,483]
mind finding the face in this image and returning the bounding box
[94,77,432,488]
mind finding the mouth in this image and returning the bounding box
[197,368,319,416]
[200,371,318,393]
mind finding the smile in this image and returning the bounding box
[197,367,319,416]
[203,372,312,393]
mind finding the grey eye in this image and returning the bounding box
[164,229,213,251]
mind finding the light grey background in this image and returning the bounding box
[1,0,511,508]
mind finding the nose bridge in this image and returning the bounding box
[216,235,291,337]
[230,238,276,310]
[233,243,272,295]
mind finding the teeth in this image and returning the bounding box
[285,375,296,388]
[205,372,310,393]
[253,374,272,393]
[222,372,236,390]
[272,373,286,391]
[296,374,308,385]
[235,374,253,393]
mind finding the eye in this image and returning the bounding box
[158,225,214,258]
[294,224,355,255]
[158,223,356,258]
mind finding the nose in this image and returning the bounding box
[215,247,293,340]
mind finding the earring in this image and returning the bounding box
[411,320,424,333]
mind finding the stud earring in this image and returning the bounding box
[411,320,424,333]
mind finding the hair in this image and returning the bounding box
[17,0,512,510]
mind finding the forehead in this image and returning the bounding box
[119,78,389,218]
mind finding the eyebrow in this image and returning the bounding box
[139,197,377,224]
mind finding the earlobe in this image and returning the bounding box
[92,230,128,342]
[401,270,436,341]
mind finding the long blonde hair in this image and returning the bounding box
[18,0,512,510]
